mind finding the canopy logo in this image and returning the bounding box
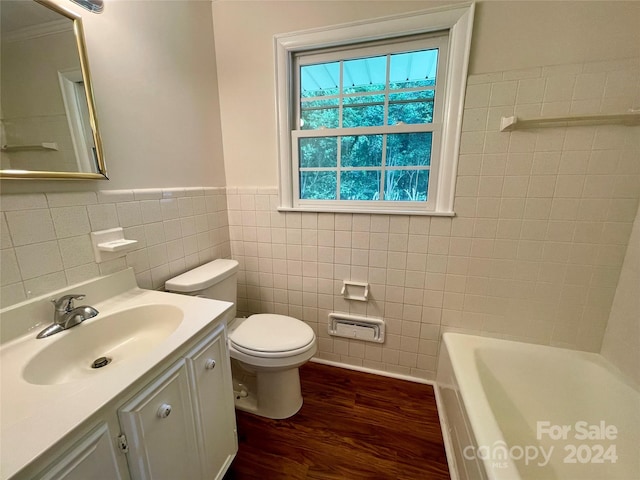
[463,441,553,468]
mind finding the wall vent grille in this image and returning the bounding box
[328,313,385,343]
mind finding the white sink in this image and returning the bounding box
[1,269,234,480]
[22,304,183,386]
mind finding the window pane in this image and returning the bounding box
[301,98,339,130]
[294,42,447,208]
[299,137,337,168]
[340,170,381,200]
[300,62,339,98]
[343,94,385,128]
[343,105,384,128]
[341,135,383,167]
[386,132,432,167]
[388,91,434,125]
[384,169,429,201]
[342,56,386,94]
[300,171,337,199]
[389,49,438,89]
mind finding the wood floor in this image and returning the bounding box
[224,362,450,480]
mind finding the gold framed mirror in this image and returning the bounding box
[0,0,107,180]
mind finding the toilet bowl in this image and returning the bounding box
[228,314,316,418]
[165,259,317,419]
[229,314,316,369]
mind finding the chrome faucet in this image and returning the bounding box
[36,294,99,339]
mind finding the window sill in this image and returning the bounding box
[276,206,455,217]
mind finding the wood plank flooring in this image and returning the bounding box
[224,362,450,480]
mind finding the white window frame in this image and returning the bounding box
[275,3,475,215]
[294,35,448,212]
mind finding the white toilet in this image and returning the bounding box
[165,259,317,419]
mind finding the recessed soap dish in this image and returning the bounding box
[97,239,138,252]
[90,227,138,263]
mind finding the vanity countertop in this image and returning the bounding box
[0,269,233,480]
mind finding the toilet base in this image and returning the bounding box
[231,361,303,419]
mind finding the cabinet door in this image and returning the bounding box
[186,325,237,480]
[118,360,200,480]
[36,423,123,480]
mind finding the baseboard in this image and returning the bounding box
[309,357,435,386]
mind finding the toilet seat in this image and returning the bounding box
[229,314,315,358]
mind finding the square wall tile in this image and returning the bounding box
[6,209,56,246]
[490,81,518,106]
[87,204,119,231]
[117,202,143,227]
[15,241,63,280]
[58,235,96,268]
[51,206,91,239]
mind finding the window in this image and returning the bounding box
[295,36,446,208]
[275,4,475,215]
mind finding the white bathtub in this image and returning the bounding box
[436,333,640,480]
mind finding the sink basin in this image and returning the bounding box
[22,304,183,385]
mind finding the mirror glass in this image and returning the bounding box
[0,0,107,180]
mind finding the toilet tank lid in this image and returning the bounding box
[165,259,238,293]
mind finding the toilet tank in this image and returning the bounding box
[165,259,238,305]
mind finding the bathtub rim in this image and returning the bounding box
[443,333,524,479]
[440,332,640,480]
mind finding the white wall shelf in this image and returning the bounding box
[500,112,640,132]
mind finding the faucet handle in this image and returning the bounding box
[51,294,86,312]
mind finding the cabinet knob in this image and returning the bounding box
[157,404,172,419]
[205,359,216,370]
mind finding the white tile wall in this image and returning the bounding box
[0,187,230,307]
[1,57,637,382]
[228,57,640,380]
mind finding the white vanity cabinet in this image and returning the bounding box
[34,423,125,480]
[185,326,238,479]
[118,323,237,480]
[118,361,201,479]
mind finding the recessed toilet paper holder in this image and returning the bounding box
[341,280,369,301]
